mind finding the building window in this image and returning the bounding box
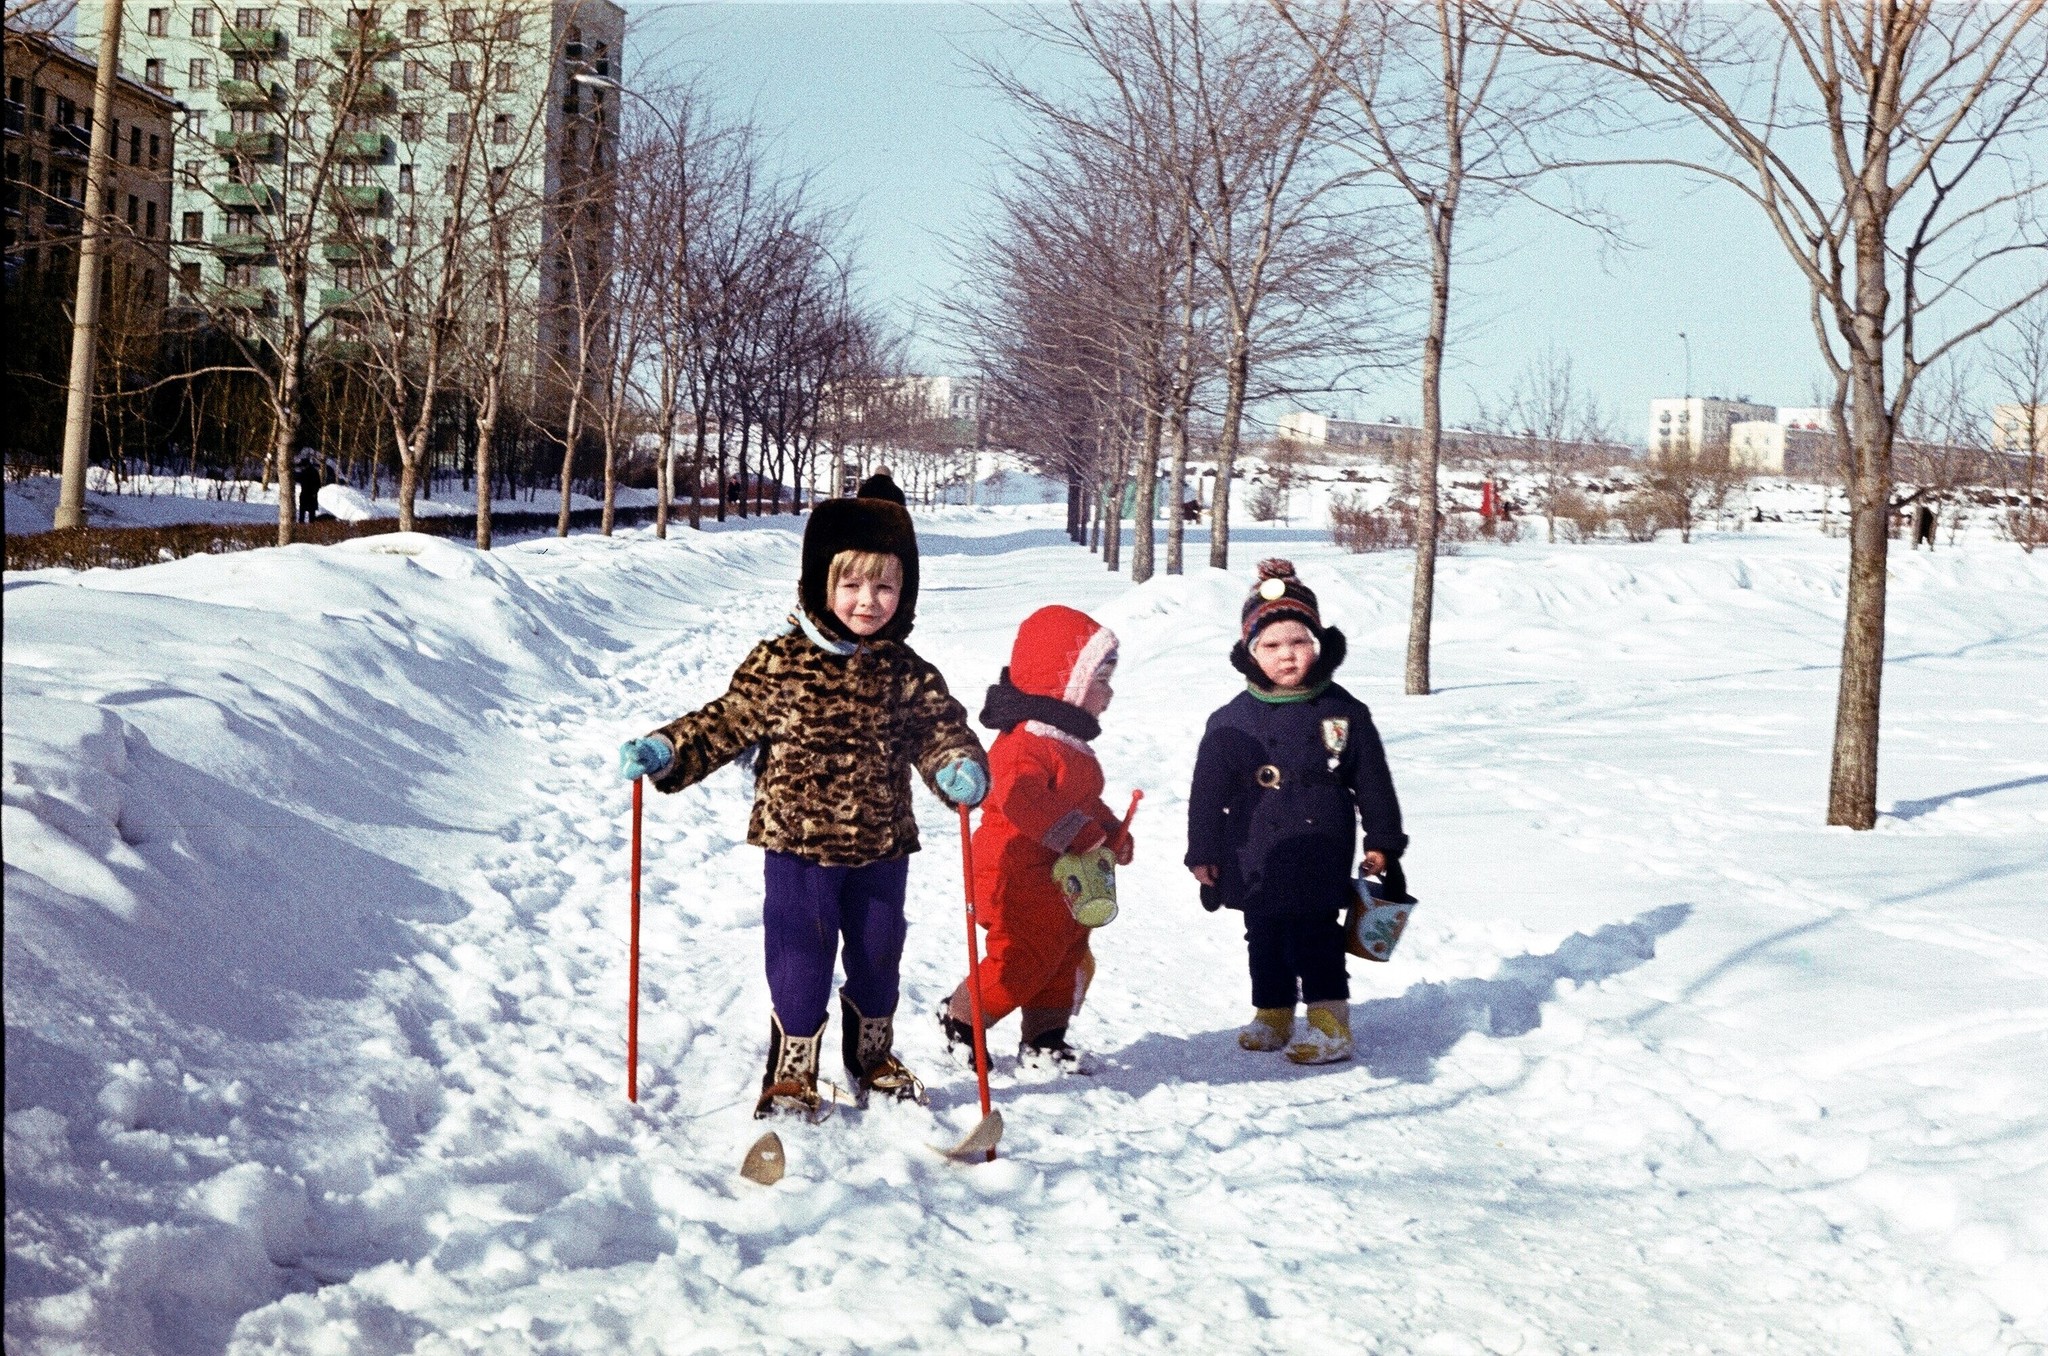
[229,109,269,133]
[495,64,515,92]
[400,111,422,140]
[227,262,261,288]
[237,7,272,26]
[399,215,417,244]
[179,261,202,293]
[182,211,204,241]
[453,8,476,37]
[191,9,215,36]
[233,57,260,81]
[125,193,138,225]
[293,111,313,138]
[149,134,162,167]
[398,162,414,192]
[450,61,472,91]
[145,59,167,88]
[403,59,424,90]
[146,7,166,35]
[299,7,320,35]
[296,58,318,87]
[442,164,456,194]
[129,127,142,165]
[182,159,202,185]
[188,59,213,90]
[405,7,425,37]
[492,113,510,144]
[446,111,468,141]
[494,12,519,39]
[147,199,158,236]
[289,162,310,188]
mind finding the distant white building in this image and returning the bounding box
[890,375,982,424]
[1649,396,1776,459]
[1729,419,1831,476]
[1993,403,2047,456]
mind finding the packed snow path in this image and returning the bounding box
[6,510,2046,1355]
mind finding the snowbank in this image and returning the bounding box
[6,511,2045,1353]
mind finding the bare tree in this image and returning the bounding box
[1518,1,2048,829]
[1986,296,2048,500]
[1275,0,1592,694]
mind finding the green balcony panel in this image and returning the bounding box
[319,286,366,310]
[329,27,399,56]
[210,232,271,257]
[324,339,373,362]
[216,78,279,108]
[216,182,282,210]
[330,184,390,213]
[331,78,396,109]
[334,131,390,160]
[213,129,280,157]
[322,237,389,264]
[220,26,283,55]
[216,286,274,311]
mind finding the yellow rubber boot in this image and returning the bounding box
[1285,1002,1353,1065]
[1238,1007,1295,1051]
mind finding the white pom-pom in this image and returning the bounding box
[1258,577,1288,601]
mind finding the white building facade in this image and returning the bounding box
[1648,396,1776,460]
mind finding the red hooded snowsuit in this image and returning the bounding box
[965,606,1128,1036]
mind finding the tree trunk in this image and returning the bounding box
[1826,202,1897,829]
[271,347,303,548]
[1132,398,1163,582]
[1208,344,1250,570]
[1405,243,1451,696]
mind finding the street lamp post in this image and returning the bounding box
[1678,330,1692,399]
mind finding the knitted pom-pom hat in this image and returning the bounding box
[1240,559,1324,642]
[1231,559,1348,692]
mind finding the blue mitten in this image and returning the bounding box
[934,757,988,807]
[618,736,673,781]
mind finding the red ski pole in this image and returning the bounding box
[957,804,996,1161]
[627,776,643,1103]
[1113,788,1144,854]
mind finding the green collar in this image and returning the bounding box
[1247,679,1330,704]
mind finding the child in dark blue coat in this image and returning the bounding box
[1185,560,1406,1063]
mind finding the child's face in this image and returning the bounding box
[1080,660,1116,716]
[831,556,902,636]
[1250,620,1318,689]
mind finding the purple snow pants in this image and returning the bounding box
[763,850,911,1034]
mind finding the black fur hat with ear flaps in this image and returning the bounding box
[1230,559,1346,690]
[800,496,921,642]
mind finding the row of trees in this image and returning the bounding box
[962,0,2045,831]
[6,0,943,548]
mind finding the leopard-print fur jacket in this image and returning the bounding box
[647,626,987,867]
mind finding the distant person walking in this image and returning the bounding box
[856,467,906,505]
[1913,503,1937,551]
[294,454,324,524]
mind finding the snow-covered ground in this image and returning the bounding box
[6,507,2046,1355]
[3,472,662,535]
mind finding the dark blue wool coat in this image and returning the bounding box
[1185,654,1406,916]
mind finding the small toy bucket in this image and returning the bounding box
[1345,867,1416,962]
[1055,847,1118,928]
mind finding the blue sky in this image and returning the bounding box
[630,4,1858,444]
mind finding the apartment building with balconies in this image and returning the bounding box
[78,0,622,403]
[1647,395,1776,461]
[3,31,178,308]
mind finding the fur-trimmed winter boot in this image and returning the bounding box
[754,1012,827,1119]
[1238,1007,1295,1052]
[937,1003,977,1059]
[1284,1001,1353,1065]
[840,991,925,1106]
[1018,1022,1087,1075]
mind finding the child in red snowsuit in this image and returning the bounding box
[940,606,1131,1072]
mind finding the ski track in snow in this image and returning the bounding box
[6,510,2047,1355]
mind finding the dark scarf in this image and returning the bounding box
[1230,626,1348,694]
[980,669,1100,743]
